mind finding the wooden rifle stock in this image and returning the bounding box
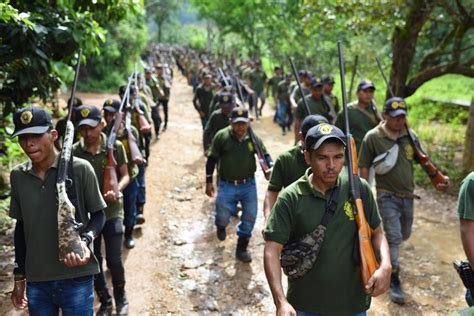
[350,136,379,286]
[103,147,119,196]
[405,122,448,188]
[338,40,379,286]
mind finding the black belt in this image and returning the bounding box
[219,177,254,185]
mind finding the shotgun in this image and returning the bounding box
[348,55,358,103]
[103,76,132,198]
[133,64,152,134]
[338,41,379,286]
[57,49,84,261]
[375,57,448,189]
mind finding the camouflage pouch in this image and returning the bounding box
[280,186,340,280]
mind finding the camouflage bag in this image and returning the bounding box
[280,186,340,280]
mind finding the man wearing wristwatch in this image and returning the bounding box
[9,106,107,315]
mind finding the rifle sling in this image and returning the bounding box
[66,154,86,227]
[319,185,340,227]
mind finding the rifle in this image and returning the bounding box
[226,67,272,180]
[57,49,84,261]
[348,55,358,103]
[289,57,311,115]
[375,57,449,189]
[103,76,132,199]
[338,41,379,286]
[124,81,145,165]
[132,64,152,134]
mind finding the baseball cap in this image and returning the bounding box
[321,75,335,84]
[310,78,324,89]
[12,105,53,137]
[300,115,329,134]
[384,97,408,117]
[305,123,346,151]
[357,79,376,91]
[103,99,121,113]
[76,105,102,127]
[285,73,292,79]
[218,92,234,107]
[230,107,249,123]
[203,73,212,79]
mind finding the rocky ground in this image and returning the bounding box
[0,70,470,315]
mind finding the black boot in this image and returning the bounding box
[114,284,129,315]
[389,269,405,304]
[236,236,252,263]
[124,227,135,249]
[136,204,145,225]
[96,288,113,316]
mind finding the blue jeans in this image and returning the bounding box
[377,191,414,269]
[136,164,146,206]
[215,178,258,237]
[201,117,208,129]
[297,311,367,316]
[123,177,139,229]
[27,276,94,316]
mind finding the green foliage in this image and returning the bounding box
[79,13,148,92]
[0,0,142,113]
[145,0,180,42]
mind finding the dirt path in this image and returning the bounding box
[0,70,469,315]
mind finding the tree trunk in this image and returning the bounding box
[463,97,474,175]
[389,0,436,99]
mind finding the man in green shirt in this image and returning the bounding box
[321,75,340,123]
[263,114,328,226]
[335,79,381,154]
[267,66,283,115]
[73,105,130,315]
[9,106,107,315]
[248,60,268,118]
[264,123,391,315]
[203,92,235,155]
[206,107,272,262]
[458,172,474,306]
[294,78,333,144]
[275,74,292,135]
[358,97,448,305]
[193,73,216,129]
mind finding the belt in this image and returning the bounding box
[219,177,254,185]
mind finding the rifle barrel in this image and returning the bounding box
[289,57,311,115]
[348,55,358,102]
[67,49,83,121]
[375,57,394,97]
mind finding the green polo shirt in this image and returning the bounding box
[9,156,106,282]
[358,123,414,196]
[277,81,291,104]
[248,70,267,93]
[193,83,215,117]
[203,109,230,151]
[118,126,140,180]
[157,76,170,100]
[209,126,268,181]
[268,145,308,192]
[146,78,159,101]
[458,172,474,220]
[295,95,329,121]
[73,134,128,220]
[264,169,381,315]
[335,102,380,154]
[268,76,283,95]
[290,83,310,104]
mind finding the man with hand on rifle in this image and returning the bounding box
[10,106,107,314]
[358,97,448,304]
[264,123,391,315]
[73,105,130,315]
[206,107,272,262]
[103,99,144,249]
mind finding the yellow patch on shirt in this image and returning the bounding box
[344,201,355,221]
[247,141,254,153]
[405,144,414,160]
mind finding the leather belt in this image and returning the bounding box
[219,177,254,185]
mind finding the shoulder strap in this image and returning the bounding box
[66,155,85,225]
[319,185,340,227]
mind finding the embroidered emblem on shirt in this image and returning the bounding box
[344,201,355,221]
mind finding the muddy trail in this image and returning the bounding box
[0,70,469,315]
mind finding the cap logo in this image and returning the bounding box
[318,123,333,135]
[80,108,90,118]
[364,80,373,85]
[237,108,243,116]
[106,99,113,105]
[223,95,229,102]
[391,101,406,109]
[20,111,33,125]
